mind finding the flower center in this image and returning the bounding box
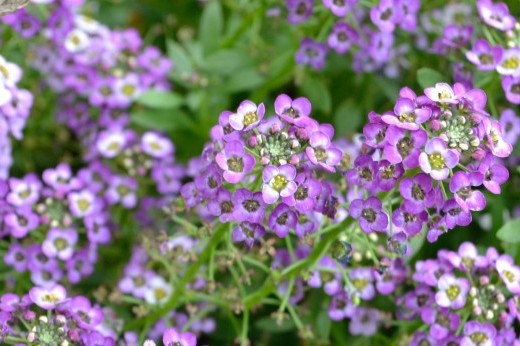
[398,112,416,123]
[361,208,376,222]
[295,186,309,200]
[154,288,167,300]
[397,137,413,157]
[276,212,289,225]
[457,187,472,199]
[122,84,136,96]
[428,153,446,170]
[270,175,288,191]
[117,185,130,196]
[479,54,493,65]
[502,57,520,70]
[242,199,260,213]
[353,278,368,290]
[227,157,244,172]
[446,284,460,301]
[315,148,327,162]
[470,332,488,344]
[243,112,258,126]
[77,198,91,212]
[53,237,68,251]
[42,293,60,303]
[412,184,425,200]
[502,270,516,283]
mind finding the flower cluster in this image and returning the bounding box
[0,285,119,345]
[1,163,112,286]
[0,55,34,178]
[399,242,520,345]
[349,82,512,245]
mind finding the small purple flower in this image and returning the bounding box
[42,228,78,261]
[327,22,359,54]
[141,132,174,159]
[424,83,458,104]
[466,39,503,71]
[420,307,460,341]
[349,197,388,233]
[295,38,328,70]
[232,222,266,248]
[162,328,197,346]
[435,274,469,310]
[350,267,375,300]
[500,108,520,146]
[229,100,265,131]
[262,164,297,204]
[232,188,266,223]
[307,256,342,295]
[501,75,520,104]
[68,190,97,218]
[381,97,431,130]
[497,48,520,76]
[4,243,27,272]
[215,141,255,184]
[461,321,496,346]
[399,173,434,209]
[376,160,404,192]
[274,94,312,126]
[477,0,516,31]
[7,174,41,207]
[443,198,472,229]
[29,284,67,310]
[282,173,321,212]
[395,0,420,31]
[349,307,379,336]
[106,176,138,208]
[306,131,342,172]
[328,290,354,321]
[392,201,428,236]
[207,188,235,222]
[484,118,513,158]
[322,0,355,17]
[268,203,297,237]
[370,0,401,32]
[496,255,520,294]
[383,126,427,169]
[286,0,314,25]
[449,172,486,212]
[418,138,459,180]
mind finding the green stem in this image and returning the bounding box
[240,309,250,346]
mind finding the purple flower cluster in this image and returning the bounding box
[182,94,343,243]
[1,163,116,285]
[348,82,512,244]
[0,285,119,345]
[400,242,520,345]
[289,0,420,76]
[0,55,34,178]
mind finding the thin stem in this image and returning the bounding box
[240,309,250,346]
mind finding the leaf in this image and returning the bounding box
[255,316,296,333]
[199,0,224,54]
[205,49,255,76]
[417,68,446,89]
[166,39,193,74]
[131,108,191,132]
[334,100,362,135]
[316,310,331,339]
[497,219,520,243]
[223,68,264,93]
[300,75,332,113]
[136,90,183,109]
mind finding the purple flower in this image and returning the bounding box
[376,160,404,192]
[42,228,78,261]
[370,0,401,32]
[383,126,427,169]
[500,109,520,146]
[449,172,486,212]
[381,97,431,131]
[322,0,355,17]
[392,201,428,236]
[349,197,388,233]
[477,0,516,31]
[327,22,359,54]
[282,173,321,212]
[4,243,27,272]
[461,321,496,346]
[232,188,266,223]
[106,176,138,208]
[68,190,97,217]
[346,155,378,192]
[328,290,354,320]
[496,255,520,294]
[4,206,39,238]
[7,174,41,207]
[497,48,520,76]
[466,39,503,71]
[215,141,255,184]
[418,138,459,180]
[162,328,197,346]
[307,256,342,295]
[274,94,312,126]
[435,274,470,310]
[262,164,297,204]
[399,173,434,209]
[141,132,174,159]
[29,285,67,310]
[268,203,297,237]
[229,100,265,131]
[207,188,235,222]
[350,267,375,300]
[295,38,328,70]
[286,0,314,25]
[424,83,458,104]
[306,131,342,172]
[232,222,266,248]
[420,308,460,341]
[501,75,520,104]
[443,198,472,229]
[395,0,420,31]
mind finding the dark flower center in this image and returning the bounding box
[397,137,413,157]
[295,186,309,200]
[380,8,392,20]
[243,199,260,212]
[361,208,376,222]
[457,186,472,199]
[276,212,289,225]
[221,201,234,214]
[227,157,244,172]
[412,184,425,200]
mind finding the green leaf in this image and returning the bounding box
[223,68,264,93]
[316,310,331,339]
[417,68,446,89]
[300,75,332,113]
[199,0,224,54]
[205,49,255,76]
[497,219,520,243]
[136,90,183,109]
[131,108,190,132]
[334,100,362,135]
[255,316,296,333]
[166,40,193,74]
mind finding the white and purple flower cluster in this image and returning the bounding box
[349,82,512,244]
[182,94,343,244]
[400,242,520,345]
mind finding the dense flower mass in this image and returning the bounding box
[0,0,520,345]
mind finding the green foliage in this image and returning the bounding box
[497,219,520,243]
